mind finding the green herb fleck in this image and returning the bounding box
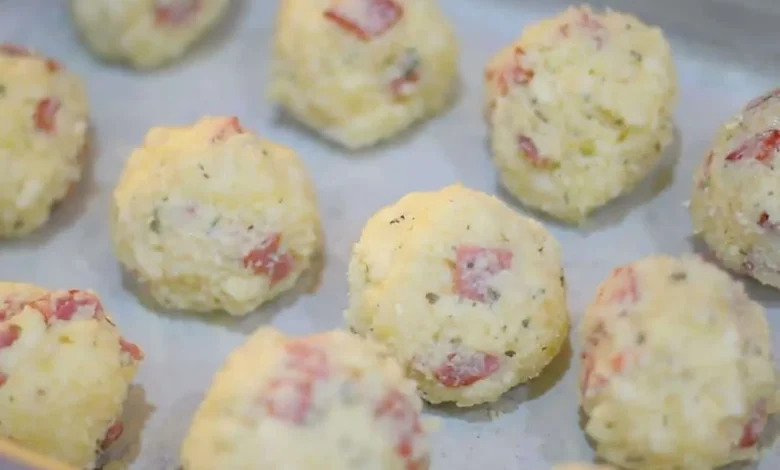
[149,208,160,233]
[425,292,439,304]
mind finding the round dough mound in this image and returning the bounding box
[69,0,231,69]
[485,5,677,223]
[111,116,321,316]
[552,465,616,470]
[346,184,569,407]
[580,255,777,469]
[180,328,431,470]
[690,87,780,289]
[0,283,143,469]
[0,44,88,237]
[270,0,458,149]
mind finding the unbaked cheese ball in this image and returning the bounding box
[552,465,616,470]
[485,5,677,223]
[691,87,780,289]
[345,185,569,407]
[0,283,143,470]
[181,328,431,470]
[69,0,231,69]
[269,0,458,149]
[0,44,89,237]
[111,116,321,316]
[580,255,777,470]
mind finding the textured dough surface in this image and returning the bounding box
[485,5,677,223]
[111,116,321,316]
[346,184,569,407]
[580,255,777,470]
[0,283,143,469]
[0,44,89,237]
[690,88,780,289]
[181,328,431,470]
[69,0,231,69]
[552,465,616,470]
[270,0,458,149]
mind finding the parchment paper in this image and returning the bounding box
[0,1,778,469]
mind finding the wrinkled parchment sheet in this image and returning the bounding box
[0,0,779,469]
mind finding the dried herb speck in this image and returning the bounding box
[149,208,160,233]
[504,350,516,358]
[522,318,530,328]
[670,271,687,282]
[425,292,439,304]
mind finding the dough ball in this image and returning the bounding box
[690,87,780,289]
[580,255,776,469]
[0,283,143,469]
[269,0,458,149]
[552,465,616,470]
[485,5,677,223]
[346,184,569,407]
[111,116,321,316]
[0,44,89,237]
[69,0,231,69]
[180,328,431,470]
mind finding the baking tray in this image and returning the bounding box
[0,0,779,469]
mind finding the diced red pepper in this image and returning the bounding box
[559,9,606,48]
[49,290,104,322]
[0,44,30,57]
[0,44,59,72]
[697,152,714,189]
[758,211,771,228]
[324,0,403,41]
[737,399,767,448]
[600,266,639,304]
[119,338,144,361]
[285,341,329,378]
[34,97,60,134]
[261,377,314,424]
[495,47,534,96]
[0,325,21,349]
[212,116,244,143]
[101,422,124,449]
[579,350,609,396]
[518,135,557,169]
[453,246,513,303]
[243,233,295,285]
[725,129,780,165]
[389,52,420,99]
[375,390,423,465]
[0,373,9,387]
[745,88,780,112]
[155,0,200,26]
[432,351,501,388]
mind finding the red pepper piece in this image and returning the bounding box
[454,245,513,303]
[600,266,639,304]
[285,341,329,378]
[559,9,606,48]
[738,400,767,448]
[0,44,59,72]
[0,373,8,387]
[101,422,124,449]
[34,97,61,134]
[0,325,21,349]
[50,290,104,322]
[324,0,403,41]
[495,47,534,96]
[725,129,780,165]
[155,0,200,26]
[119,338,144,361]
[375,390,423,464]
[243,233,295,285]
[389,52,421,99]
[518,135,558,169]
[212,116,244,143]
[432,351,501,388]
[758,211,772,228]
[261,377,314,424]
[745,88,780,112]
